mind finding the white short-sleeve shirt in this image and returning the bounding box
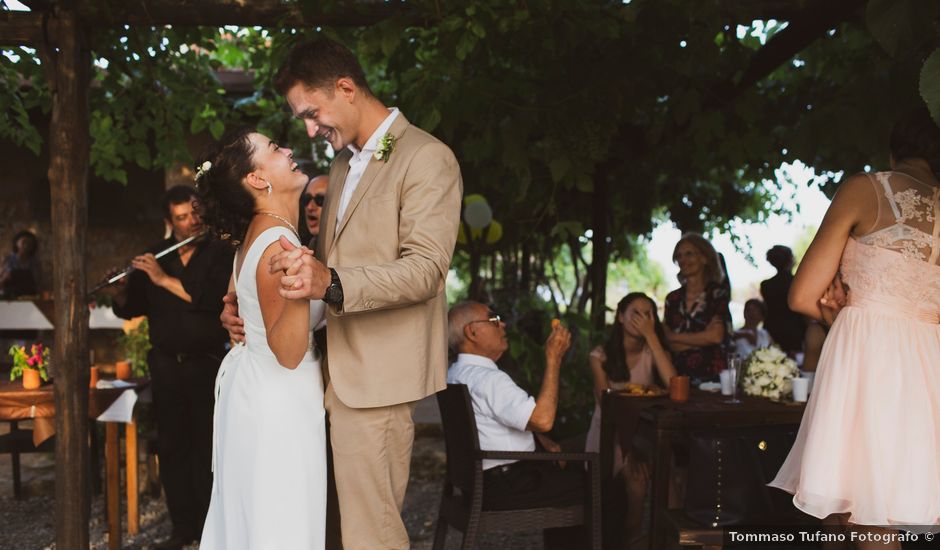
[447,353,536,470]
[733,327,772,358]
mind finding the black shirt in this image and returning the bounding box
[113,237,234,355]
[760,271,806,354]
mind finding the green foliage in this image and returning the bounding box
[118,319,152,377]
[866,0,939,58]
[0,48,48,155]
[792,225,818,269]
[921,47,940,126]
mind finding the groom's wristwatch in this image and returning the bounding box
[324,268,344,307]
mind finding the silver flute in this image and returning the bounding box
[89,233,203,293]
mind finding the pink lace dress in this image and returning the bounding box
[770,172,940,529]
[585,345,655,474]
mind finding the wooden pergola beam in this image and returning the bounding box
[2,0,836,47]
[0,11,48,46]
[14,0,408,29]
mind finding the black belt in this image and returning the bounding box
[483,461,525,479]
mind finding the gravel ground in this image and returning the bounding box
[1,418,543,549]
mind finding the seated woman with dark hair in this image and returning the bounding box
[585,292,676,539]
[663,232,732,381]
[0,230,41,298]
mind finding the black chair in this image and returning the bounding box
[433,384,601,549]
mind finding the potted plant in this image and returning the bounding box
[117,318,151,377]
[9,343,50,389]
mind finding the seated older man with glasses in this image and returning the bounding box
[446,301,585,517]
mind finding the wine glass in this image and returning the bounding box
[725,353,743,404]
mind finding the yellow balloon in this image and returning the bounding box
[470,227,483,240]
[464,194,487,206]
[485,221,503,244]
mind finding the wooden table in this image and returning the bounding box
[600,389,805,549]
[0,378,148,550]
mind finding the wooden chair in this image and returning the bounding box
[0,420,100,498]
[433,384,602,550]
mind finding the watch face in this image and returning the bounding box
[326,285,343,304]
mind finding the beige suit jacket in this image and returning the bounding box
[317,113,463,408]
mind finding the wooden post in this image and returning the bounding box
[126,415,139,535]
[44,4,92,549]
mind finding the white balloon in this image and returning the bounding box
[463,200,493,229]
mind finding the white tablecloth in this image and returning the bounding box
[0,301,125,330]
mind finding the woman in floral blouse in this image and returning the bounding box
[663,232,732,381]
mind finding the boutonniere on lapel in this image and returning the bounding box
[373,133,397,162]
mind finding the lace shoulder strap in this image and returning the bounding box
[876,172,902,222]
[234,226,300,288]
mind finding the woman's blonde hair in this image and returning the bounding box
[672,232,725,286]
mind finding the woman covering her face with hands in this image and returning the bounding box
[585,293,676,541]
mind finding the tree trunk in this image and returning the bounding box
[589,166,611,331]
[45,6,92,549]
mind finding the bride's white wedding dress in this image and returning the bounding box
[201,227,327,549]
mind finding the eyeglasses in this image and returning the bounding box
[301,193,325,208]
[467,312,502,327]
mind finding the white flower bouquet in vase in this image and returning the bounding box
[742,346,799,401]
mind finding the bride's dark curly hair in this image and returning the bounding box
[194,127,258,247]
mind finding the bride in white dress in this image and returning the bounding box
[195,128,326,549]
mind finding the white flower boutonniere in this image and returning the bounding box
[373,133,397,162]
[194,160,212,181]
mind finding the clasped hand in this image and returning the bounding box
[268,236,331,301]
[818,276,847,326]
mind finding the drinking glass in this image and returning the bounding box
[724,353,743,404]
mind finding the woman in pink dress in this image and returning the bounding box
[586,292,676,538]
[770,109,940,547]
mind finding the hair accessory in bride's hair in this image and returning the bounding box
[194,160,213,182]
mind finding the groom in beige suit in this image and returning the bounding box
[270,38,462,549]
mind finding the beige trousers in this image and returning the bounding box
[325,383,417,550]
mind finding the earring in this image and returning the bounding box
[266,181,272,196]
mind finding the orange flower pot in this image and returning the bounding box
[116,360,131,380]
[22,368,41,390]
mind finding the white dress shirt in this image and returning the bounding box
[447,353,536,470]
[335,107,401,228]
[733,327,772,358]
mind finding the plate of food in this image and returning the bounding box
[611,382,668,397]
